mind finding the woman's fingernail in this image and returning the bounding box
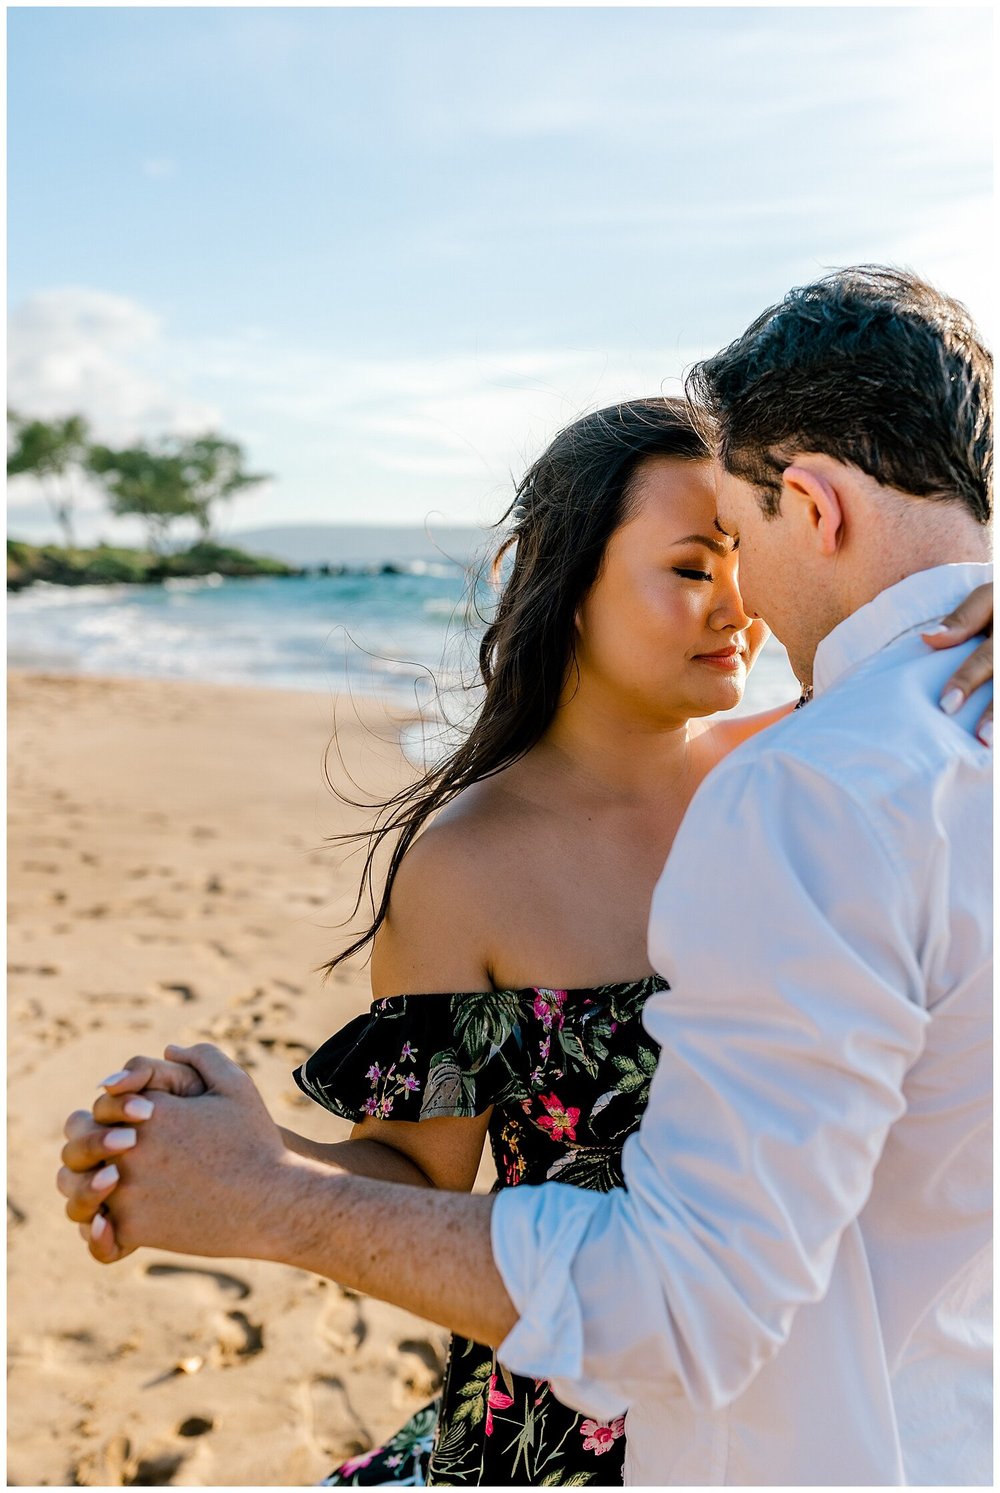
[100,1070,131,1088]
[922,621,952,637]
[104,1128,137,1152]
[940,687,965,716]
[978,720,993,748]
[92,1164,120,1190]
[90,1213,107,1241]
[123,1096,154,1120]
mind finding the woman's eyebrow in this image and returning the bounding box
[670,532,738,555]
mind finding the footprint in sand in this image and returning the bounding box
[72,1431,206,1488]
[177,1417,214,1438]
[317,1294,368,1357]
[397,1338,446,1400]
[305,1376,371,1461]
[144,1263,251,1300]
[211,1308,264,1367]
[156,981,198,1004]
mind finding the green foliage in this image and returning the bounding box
[171,435,269,538]
[87,443,200,552]
[7,411,91,548]
[159,541,290,579]
[6,537,296,591]
[8,411,268,552]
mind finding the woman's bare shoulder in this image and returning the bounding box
[370,773,530,998]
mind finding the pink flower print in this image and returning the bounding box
[532,987,567,1032]
[400,1041,416,1060]
[403,1075,421,1093]
[536,1092,580,1143]
[362,1096,380,1116]
[580,1416,626,1454]
[485,1374,515,1436]
[366,1063,382,1082]
[338,1449,377,1475]
[539,1035,551,1063]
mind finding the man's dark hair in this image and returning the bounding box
[687,265,992,523]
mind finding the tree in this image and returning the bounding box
[7,411,91,548]
[87,443,201,554]
[173,434,268,540]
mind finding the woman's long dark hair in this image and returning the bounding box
[322,396,708,975]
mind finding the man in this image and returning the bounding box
[60,267,992,1484]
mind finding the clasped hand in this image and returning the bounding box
[57,1043,289,1264]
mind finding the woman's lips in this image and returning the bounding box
[693,647,745,670]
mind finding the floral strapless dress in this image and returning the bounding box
[293,977,665,1487]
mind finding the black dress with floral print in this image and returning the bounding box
[293,978,666,1487]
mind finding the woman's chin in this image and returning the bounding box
[698,673,746,715]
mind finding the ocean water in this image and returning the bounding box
[6,542,800,718]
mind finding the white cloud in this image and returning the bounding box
[8,288,220,441]
[141,157,177,179]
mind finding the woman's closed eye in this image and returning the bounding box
[673,567,713,582]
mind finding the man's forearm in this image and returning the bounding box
[261,1154,518,1347]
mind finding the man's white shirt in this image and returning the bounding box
[492,562,992,1486]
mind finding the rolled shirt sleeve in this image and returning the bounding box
[492,751,930,1417]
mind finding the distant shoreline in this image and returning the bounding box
[6,537,299,592]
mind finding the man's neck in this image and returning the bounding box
[844,491,990,618]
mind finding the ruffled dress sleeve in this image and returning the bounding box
[292,989,528,1123]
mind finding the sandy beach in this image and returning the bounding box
[7,670,484,1487]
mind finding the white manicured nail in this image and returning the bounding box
[92,1164,119,1190]
[978,720,992,749]
[105,1128,137,1152]
[940,688,964,716]
[123,1096,154,1120]
[922,621,952,637]
[100,1070,131,1088]
[90,1213,107,1240]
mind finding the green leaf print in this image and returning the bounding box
[453,990,522,1053]
[611,1047,656,1095]
[419,1057,478,1118]
[546,1146,622,1191]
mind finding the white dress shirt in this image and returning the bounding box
[493,562,992,1486]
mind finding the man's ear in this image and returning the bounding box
[781,463,843,557]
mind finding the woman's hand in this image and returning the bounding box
[57,1053,205,1260]
[923,582,993,746]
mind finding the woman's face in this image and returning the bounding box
[574,454,769,720]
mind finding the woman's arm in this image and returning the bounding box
[279,1111,493,1193]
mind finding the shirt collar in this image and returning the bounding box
[813,562,993,699]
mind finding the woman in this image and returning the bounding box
[64,398,992,1486]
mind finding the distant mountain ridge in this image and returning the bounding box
[226,523,490,568]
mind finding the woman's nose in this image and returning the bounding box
[709,581,752,633]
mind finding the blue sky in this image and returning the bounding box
[7,5,993,542]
